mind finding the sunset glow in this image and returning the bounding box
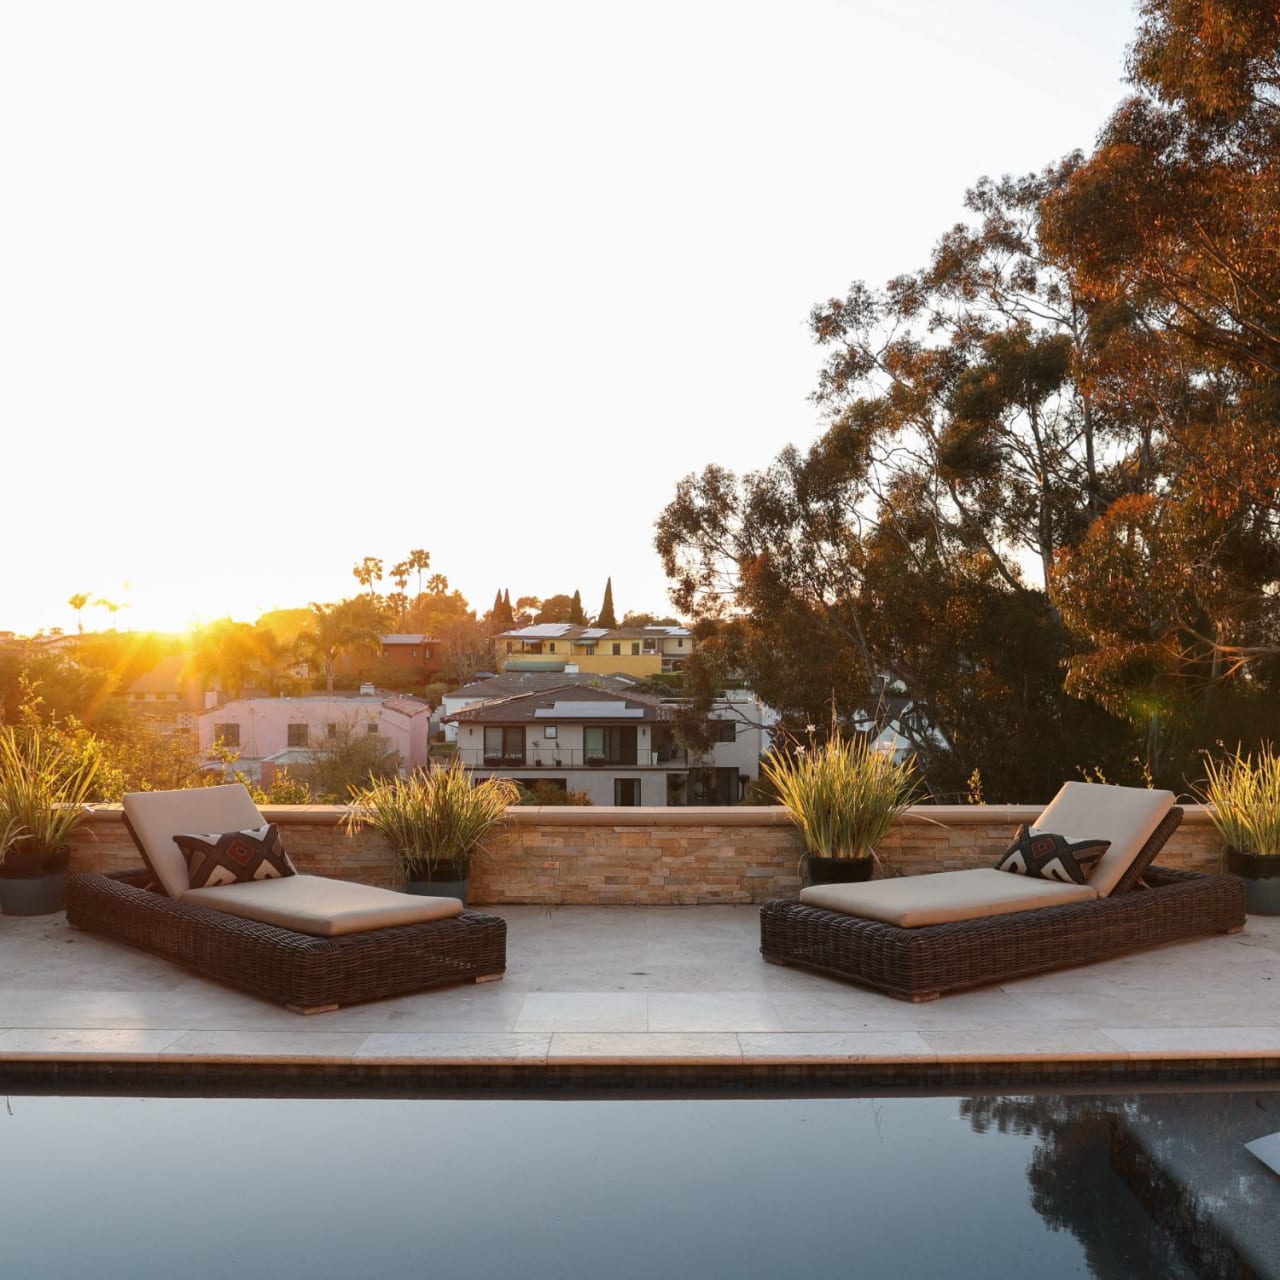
[2,1,1136,638]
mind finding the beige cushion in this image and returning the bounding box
[124,784,265,898]
[800,868,1097,928]
[1035,782,1174,896]
[182,875,464,937]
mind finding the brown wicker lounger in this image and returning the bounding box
[67,869,507,1012]
[760,805,1247,1002]
[65,785,507,1013]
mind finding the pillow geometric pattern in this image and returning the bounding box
[995,825,1111,886]
[174,824,297,890]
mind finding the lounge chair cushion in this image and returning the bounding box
[174,824,297,889]
[1035,783,1174,896]
[994,825,1110,885]
[124,785,266,898]
[182,875,464,937]
[799,868,1097,928]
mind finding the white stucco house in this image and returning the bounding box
[443,683,768,806]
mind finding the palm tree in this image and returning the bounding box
[297,598,388,692]
[352,557,384,601]
[406,548,431,599]
[67,593,91,634]
[185,618,261,700]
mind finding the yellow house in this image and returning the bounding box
[495,624,692,677]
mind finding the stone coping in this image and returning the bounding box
[79,801,1224,828]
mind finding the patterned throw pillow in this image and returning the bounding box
[995,825,1111,886]
[174,824,297,890]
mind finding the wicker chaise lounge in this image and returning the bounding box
[65,785,507,1013]
[759,783,1246,1002]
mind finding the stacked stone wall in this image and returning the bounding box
[67,803,1230,905]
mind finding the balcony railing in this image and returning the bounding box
[457,746,689,769]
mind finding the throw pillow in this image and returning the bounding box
[995,825,1111,886]
[174,823,297,890]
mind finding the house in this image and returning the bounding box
[493,623,692,678]
[377,634,444,681]
[124,655,203,730]
[197,686,432,781]
[438,671,639,741]
[444,683,766,806]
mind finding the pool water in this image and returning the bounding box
[4,1090,1277,1278]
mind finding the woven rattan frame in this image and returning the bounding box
[759,808,1247,1001]
[67,869,507,1012]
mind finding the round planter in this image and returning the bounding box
[0,870,68,916]
[1226,848,1280,916]
[804,855,874,886]
[0,844,71,916]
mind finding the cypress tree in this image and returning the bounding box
[570,589,587,625]
[596,578,617,628]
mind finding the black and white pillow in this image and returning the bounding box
[995,825,1110,886]
[174,823,297,890]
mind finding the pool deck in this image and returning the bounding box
[1,904,1278,1090]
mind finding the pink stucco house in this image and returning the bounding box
[197,686,431,779]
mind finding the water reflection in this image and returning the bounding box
[1,1090,1277,1279]
[963,1093,1280,1279]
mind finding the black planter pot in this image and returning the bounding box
[0,844,71,916]
[405,860,470,906]
[804,855,874,886]
[1226,848,1280,916]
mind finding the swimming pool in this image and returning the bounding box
[4,1089,1277,1277]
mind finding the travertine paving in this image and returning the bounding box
[0,905,1277,1069]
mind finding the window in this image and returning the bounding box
[581,643,595,655]
[214,723,240,748]
[327,723,338,739]
[549,642,556,653]
[543,725,558,739]
[678,638,685,647]
[583,725,637,764]
[631,642,640,655]
[484,726,525,762]
[709,719,736,744]
[642,639,657,653]
[614,779,641,806]
[366,722,380,735]
[611,643,621,655]
[287,724,309,748]
[411,648,419,658]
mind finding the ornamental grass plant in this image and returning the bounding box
[0,723,102,874]
[1196,743,1280,858]
[761,728,924,866]
[345,761,520,880]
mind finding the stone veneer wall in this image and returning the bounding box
[67,803,1231,906]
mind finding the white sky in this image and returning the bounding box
[1,0,1139,636]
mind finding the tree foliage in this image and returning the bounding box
[658,2,1280,796]
[595,577,617,628]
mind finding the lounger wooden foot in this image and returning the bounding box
[287,1003,341,1015]
[473,973,504,983]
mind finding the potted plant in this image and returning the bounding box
[1195,743,1280,915]
[0,724,102,916]
[760,726,924,885]
[345,760,519,905]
